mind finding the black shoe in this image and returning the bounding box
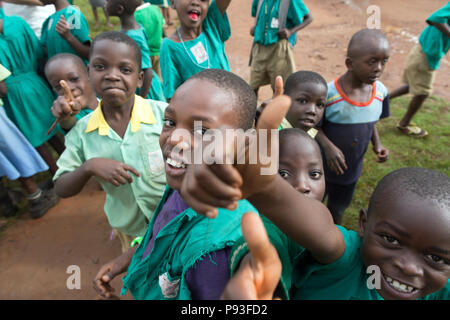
[28,189,59,219]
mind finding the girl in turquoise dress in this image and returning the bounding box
[160,0,232,100]
[0,14,64,174]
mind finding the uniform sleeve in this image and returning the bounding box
[287,0,310,27]
[378,82,390,119]
[40,16,49,47]
[160,40,182,99]
[251,0,259,17]
[426,3,450,25]
[53,121,87,182]
[68,8,91,44]
[203,0,231,42]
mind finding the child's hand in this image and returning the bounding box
[250,25,256,37]
[324,144,347,175]
[277,28,291,40]
[255,76,284,124]
[55,15,71,39]
[51,80,82,119]
[93,248,135,300]
[179,95,291,218]
[221,212,281,300]
[85,158,141,186]
[373,145,389,163]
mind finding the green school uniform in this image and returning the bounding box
[121,186,258,300]
[160,0,231,99]
[293,226,450,300]
[40,5,90,63]
[54,96,167,237]
[135,3,164,57]
[252,0,309,47]
[229,214,304,300]
[0,15,57,147]
[418,2,450,70]
[125,27,166,102]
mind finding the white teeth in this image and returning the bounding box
[385,275,415,293]
[167,157,186,169]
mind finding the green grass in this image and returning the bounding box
[74,0,121,37]
[341,95,450,231]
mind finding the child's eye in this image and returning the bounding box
[93,64,104,71]
[316,102,325,109]
[382,235,399,245]
[194,127,208,136]
[70,77,79,82]
[426,254,448,265]
[298,98,308,104]
[121,67,132,74]
[278,170,290,179]
[382,58,389,65]
[163,119,175,127]
[310,170,323,179]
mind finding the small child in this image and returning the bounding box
[278,71,327,138]
[106,0,166,102]
[0,13,64,175]
[315,29,390,225]
[89,0,113,29]
[389,3,449,137]
[53,31,167,252]
[160,0,233,100]
[40,0,91,63]
[249,0,312,98]
[0,63,59,219]
[93,69,259,300]
[225,128,325,299]
[134,0,165,79]
[44,53,98,132]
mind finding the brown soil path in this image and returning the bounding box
[0,0,448,300]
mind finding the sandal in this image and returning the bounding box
[396,123,428,137]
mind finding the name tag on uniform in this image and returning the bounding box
[271,17,279,28]
[148,150,165,174]
[190,42,209,64]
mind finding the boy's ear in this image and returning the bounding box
[357,208,368,237]
[345,56,353,70]
[137,70,144,89]
[117,5,125,15]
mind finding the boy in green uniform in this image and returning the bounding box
[93,69,260,300]
[160,0,232,100]
[389,3,450,137]
[249,0,312,98]
[106,0,166,102]
[40,0,91,63]
[135,1,164,79]
[53,31,167,252]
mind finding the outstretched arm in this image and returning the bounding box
[429,21,450,38]
[216,0,232,15]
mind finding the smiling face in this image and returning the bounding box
[159,78,239,191]
[359,193,450,300]
[46,58,92,109]
[278,131,325,201]
[285,82,327,131]
[173,0,210,30]
[347,39,390,84]
[88,39,143,109]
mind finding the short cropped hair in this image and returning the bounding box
[189,69,257,130]
[284,70,327,95]
[44,53,87,78]
[368,167,450,214]
[347,28,389,59]
[90,31,142,71]
[109,0,141,14]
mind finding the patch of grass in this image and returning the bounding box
[74,0,121,37]
[341,95,450,231]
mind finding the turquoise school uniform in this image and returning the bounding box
[125,27,166,102]
[251,0,309,47]
[160,0,231,99]
[40,5,90,63]
[418,2,450,70]
[121,186,258,300]
[0,15,57,147]
[293,226,450,300]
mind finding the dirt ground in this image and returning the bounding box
[0,0,448,300]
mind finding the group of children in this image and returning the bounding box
[0,0,448,301]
